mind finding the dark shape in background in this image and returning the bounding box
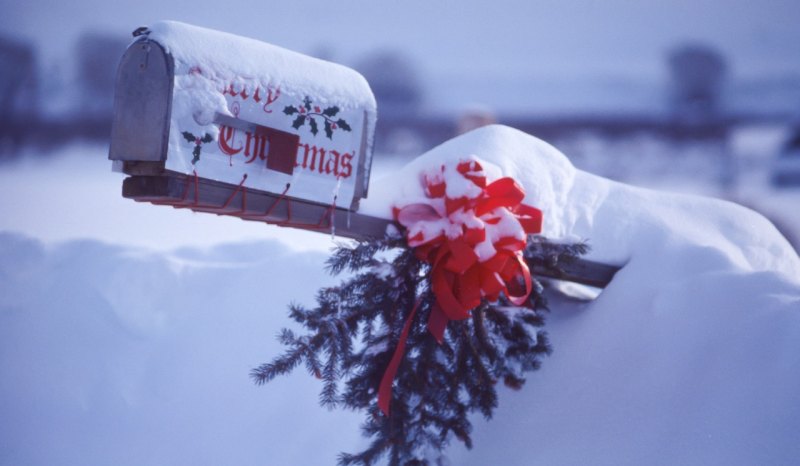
[0,30,128,156]
[76,32,129,121]
[0,34,38,152]
[668,43,728,125]
[354,50,423,119]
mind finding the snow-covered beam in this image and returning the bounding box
[122,171,619,288]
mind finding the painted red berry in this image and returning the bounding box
[314,106,321,113]
[332,123,337,129]
[195,137,201,145]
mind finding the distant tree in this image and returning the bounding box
[355,50,423,118]
[0,35,37,151]
[75,31,129,119]
[0,36,37,118]
[667,43,728,124]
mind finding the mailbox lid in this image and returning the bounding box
[145,21,377,210]
[108,38,173,163]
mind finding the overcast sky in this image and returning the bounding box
[2,0,799,116]
[3,0,798,78]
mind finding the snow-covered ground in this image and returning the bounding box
[0,233,364,465]
[1,127,799,465]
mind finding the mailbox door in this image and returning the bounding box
[109,39,173,163]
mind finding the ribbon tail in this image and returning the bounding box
[427,304,449,344]
[506,254,534,307]
[378,299,421,416]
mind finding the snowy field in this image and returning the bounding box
[1,128,799,465]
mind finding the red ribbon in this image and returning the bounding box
[378,159,543,416]
[377,298,421,416]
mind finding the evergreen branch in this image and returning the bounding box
[321,339,339,407]
[253,235,587,465]
[250,343,307,385]
[525,236,591,281]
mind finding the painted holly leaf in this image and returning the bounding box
[336,119,352,132]
[286,97,352,139]
[292,115,307,129]
[192,145,202,165]
[182,131,213,165]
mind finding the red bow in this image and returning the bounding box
[378,159,542,416]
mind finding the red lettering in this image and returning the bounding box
[293,143,355,179]
[296,143,325,171]
[318,149,326,173]
[219,78,283,119]
[263,87,280,113]
[218,126,242,155]
[340,152,354,178]
[216,112,353,179]
[325,150,340,176]
[224,84,238,96]
[244,132,267,164]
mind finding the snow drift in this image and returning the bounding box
[2,125,799,465]
[364,125,799,279]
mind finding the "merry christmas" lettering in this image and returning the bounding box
[221,84,280,114]
[218,125,353,178]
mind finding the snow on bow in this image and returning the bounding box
[379,157,543,416]
[394,157,544,337]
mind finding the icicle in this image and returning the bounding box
[330,178,343,241]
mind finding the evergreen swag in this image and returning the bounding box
[252,234,588,465]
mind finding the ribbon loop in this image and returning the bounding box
[393,157,544,329]
[383,156,544,416]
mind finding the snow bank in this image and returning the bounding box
[364,125,800,278]
[0,233,362,466]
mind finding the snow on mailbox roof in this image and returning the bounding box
[147,20,377,112]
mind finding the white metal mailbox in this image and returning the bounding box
[109,21,377,211]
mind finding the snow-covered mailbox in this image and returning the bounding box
[110,21,617,287]
[110,21,387,238]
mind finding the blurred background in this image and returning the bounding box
[1,0,799,251]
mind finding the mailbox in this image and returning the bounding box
[108,21,617,286]
[109,21,377,211]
